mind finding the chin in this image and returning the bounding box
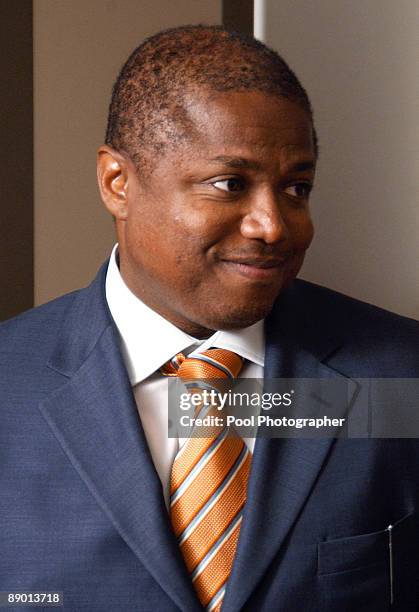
[203,299,277,331]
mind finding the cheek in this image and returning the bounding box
[283,216,314,283]
[290,214,314,251]
[167,209,233,267]
[125,206,221,285]
[175,204,228,239]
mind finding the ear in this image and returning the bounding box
[97,145,132,221]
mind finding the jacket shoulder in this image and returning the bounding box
[0,290,81,359]
[275,279,419,376]
[293,279,419,334]
[294,279,419,328]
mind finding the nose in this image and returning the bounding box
[240,189,289,244]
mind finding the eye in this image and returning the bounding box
[284,182,313,199]
[212,178,245,192]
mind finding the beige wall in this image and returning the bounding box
[34,0,222,305]
[262,0,419,319]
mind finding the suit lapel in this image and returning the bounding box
[222,282,356,612]
[38,265,202,612]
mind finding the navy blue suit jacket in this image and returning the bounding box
[1,261,419,611]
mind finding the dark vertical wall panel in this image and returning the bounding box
[0,0,33,321]
[223,0,253,35]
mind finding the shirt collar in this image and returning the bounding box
[105,244,265,385]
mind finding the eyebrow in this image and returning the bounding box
[207,156,261,170]
[207,155,316,173]
[290,160,316,173]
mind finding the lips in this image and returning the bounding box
[225,257,286,268]
[219,256,289,280]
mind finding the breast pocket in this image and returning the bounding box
[317,511,418,612]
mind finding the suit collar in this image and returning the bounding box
[47,260,112,378]
[264,279,345,372]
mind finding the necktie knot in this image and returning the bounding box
[161,348,243,381]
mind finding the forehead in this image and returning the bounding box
[182,89,315,162]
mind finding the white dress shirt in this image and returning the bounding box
[105,245,265,508]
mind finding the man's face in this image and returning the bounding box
[118,90,316,338]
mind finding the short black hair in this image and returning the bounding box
[105,25,317,173]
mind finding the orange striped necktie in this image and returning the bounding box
[161,349,252,612]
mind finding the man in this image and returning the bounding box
[1,25,418,612]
